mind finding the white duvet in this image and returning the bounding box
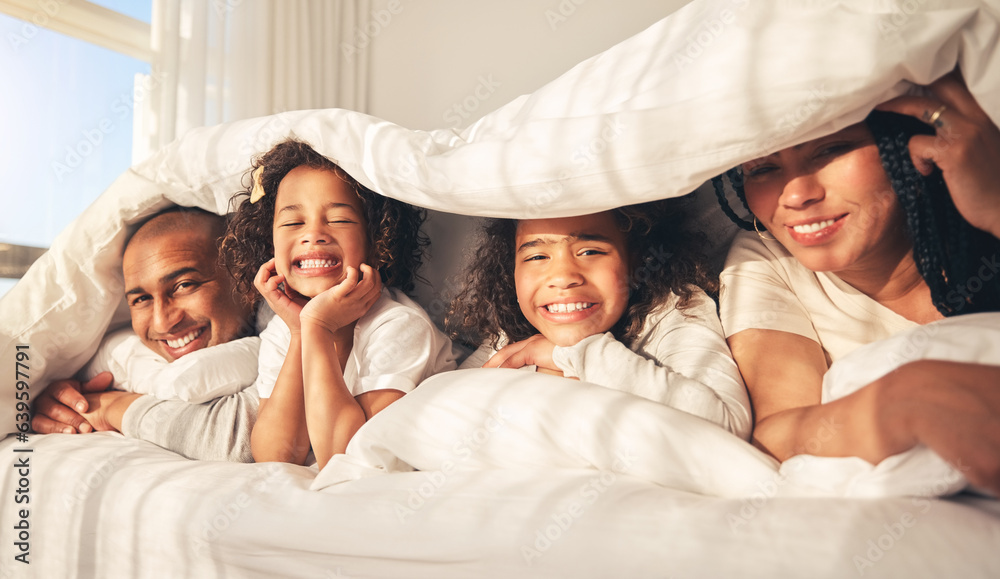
[2,0,999,419]
[1,1,1000,576]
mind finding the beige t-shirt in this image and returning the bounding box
[719,231,918,364]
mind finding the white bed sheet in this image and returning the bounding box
[2,432,998,579]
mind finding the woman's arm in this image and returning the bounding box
[250,332,311,464]
[730,328,1000,494]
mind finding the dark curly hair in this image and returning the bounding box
[446,198,717,350]
[712,110,1000,316]
[221,139,429,304]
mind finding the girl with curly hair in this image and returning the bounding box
[447,200,752,439]
[223,140,457,468]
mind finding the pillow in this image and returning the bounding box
[79,328,261,403]
[313,368,781,497]
[316,314,1000,498]
[2,0,999,433]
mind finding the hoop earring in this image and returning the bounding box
[754,217,775,241]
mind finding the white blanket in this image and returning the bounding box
[2,431,999,578]
[314,314,1000,498]
[2,1,999,432]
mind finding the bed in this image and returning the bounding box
[3,1,1000,577]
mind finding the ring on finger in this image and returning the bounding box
[925,104,947,128]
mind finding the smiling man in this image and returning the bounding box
[122,209,251,361]
[31,208,262,461]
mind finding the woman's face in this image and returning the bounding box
[741,123,910,276]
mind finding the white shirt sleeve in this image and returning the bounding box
[349,290,459,396]
[718,230,820,342]
[81,327,260,403]
[551,291,752,440]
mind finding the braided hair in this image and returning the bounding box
[713,110,1000,316]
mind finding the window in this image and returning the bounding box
[0,0,151,296]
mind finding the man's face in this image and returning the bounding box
[123,227,251,362]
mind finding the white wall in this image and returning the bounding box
[362,0,691,324]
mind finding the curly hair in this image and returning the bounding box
[712,110,1000,316]
[221,139,429,305]
[446,198,717,350]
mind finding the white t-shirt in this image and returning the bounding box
[81,327,261,403]
[719,230,918,363]
[459,289,752,440]
[255,288,459,398]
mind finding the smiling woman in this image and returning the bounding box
[714,72,1000,494]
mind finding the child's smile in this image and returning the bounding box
[272,166,371,298]
[514,212,630,347]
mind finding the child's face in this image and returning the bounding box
[272,166,371,298]
[514,212,630,347]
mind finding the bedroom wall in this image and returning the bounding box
[363,0,692,327]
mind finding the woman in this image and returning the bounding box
[714,72,1000,494]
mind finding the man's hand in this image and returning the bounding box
[483,334,565,377]
[31,372,114,434]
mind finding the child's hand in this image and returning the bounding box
[300,263,383,334]
[254,258,308,331]
[483,334,564,376]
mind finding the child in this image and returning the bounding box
[447,200,752,439]
[223,140,458,469]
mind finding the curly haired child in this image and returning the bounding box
[447,200,751,438]
[223,140,457,468]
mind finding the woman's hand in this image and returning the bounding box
[484,334,564,376]
[877,71,1000,238]
[254,258,308,331]
[300,264,382,334]
[877,360,1000,496]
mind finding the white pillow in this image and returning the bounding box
[314,368,780,497]
[2,0,999,433]
[316,314,1000,498]
[79,328,260,403]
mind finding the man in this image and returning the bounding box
[31,208,261,461]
